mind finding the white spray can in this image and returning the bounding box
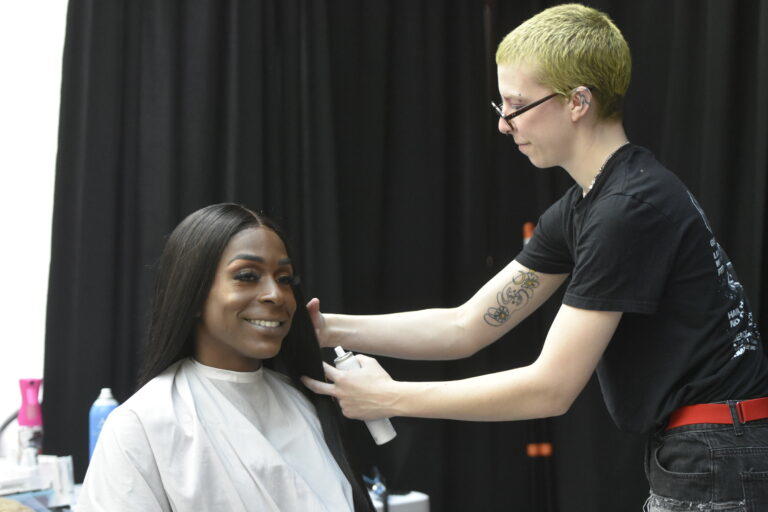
[333,347,397,445]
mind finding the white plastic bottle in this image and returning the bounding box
[88,388,119,459]
[333,347,397,445]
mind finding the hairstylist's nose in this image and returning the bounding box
[498,116,513,135]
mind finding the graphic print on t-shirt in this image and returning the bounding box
[688,191,761,358]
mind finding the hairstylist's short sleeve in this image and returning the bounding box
[563,194,679,313]
[516,197,574,274]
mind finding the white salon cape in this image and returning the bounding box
[78,358,354,512]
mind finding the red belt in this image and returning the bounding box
[666,397,768,431]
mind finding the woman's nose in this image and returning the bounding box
[259,278,285,305]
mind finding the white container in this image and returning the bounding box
[333,347,397,445]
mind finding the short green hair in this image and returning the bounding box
[496,3,631,120]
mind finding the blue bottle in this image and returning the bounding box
[88,388,119,459]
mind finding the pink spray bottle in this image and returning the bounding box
[18,378,43,465]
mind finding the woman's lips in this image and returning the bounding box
[243,318,289,334]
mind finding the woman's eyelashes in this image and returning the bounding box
[233,270,298,285]
[234,270,259,282]
[277,275,300,286]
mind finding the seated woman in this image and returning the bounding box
[78,203,373,512]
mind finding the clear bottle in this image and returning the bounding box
[88,388,119,459]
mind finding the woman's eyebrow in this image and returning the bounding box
[227,254,292,266]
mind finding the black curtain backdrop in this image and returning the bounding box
[43,1,768,511]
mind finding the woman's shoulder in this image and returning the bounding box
[111,360,186,428]
[262,366,292,385]
[262,368,316,406]
[262,367,307,395]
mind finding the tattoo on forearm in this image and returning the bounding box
[483,271,540,326]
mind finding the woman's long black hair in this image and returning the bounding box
[137,203,373,512]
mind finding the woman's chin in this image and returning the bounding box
[241,340,283,362]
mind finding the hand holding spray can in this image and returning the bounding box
[333,347,397,445]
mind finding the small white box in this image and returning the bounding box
[369,490,430,512]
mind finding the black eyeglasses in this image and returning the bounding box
[491,93,560,130]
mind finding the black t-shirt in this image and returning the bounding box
[516,144,768,433]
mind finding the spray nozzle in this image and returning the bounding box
[334,346,347,358]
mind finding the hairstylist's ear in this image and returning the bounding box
[570,87,592,121]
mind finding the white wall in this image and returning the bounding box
[0,2,68,457]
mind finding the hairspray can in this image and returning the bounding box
[333,347,397,445]
[89,388,119,459]
[18,378,43,465]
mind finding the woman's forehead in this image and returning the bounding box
[221,227,289,262]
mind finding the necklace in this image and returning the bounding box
[583,141,630,197]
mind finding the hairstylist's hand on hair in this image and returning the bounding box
[301,356,402,421]
[306,298,331,347]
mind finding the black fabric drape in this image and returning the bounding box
[45,1,768,510]
[44,0,344,480]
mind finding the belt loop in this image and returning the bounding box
[727,400,744,436]
[736,401,746,423]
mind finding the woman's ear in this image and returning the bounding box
[570,86,593,122]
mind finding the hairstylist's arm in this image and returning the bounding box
[308,260,568,360]
[302,304,621,421]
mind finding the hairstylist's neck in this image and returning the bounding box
[562,118,628,193]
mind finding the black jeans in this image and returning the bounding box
[644,412,768,511]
